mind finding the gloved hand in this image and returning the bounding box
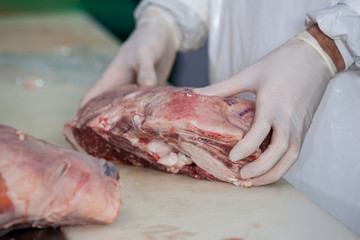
[194,34,336,186]
[80,7,180,107]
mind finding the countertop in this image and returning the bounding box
[0,11,358,240]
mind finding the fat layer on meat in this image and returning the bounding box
[64,85,270,187]
[0,124,122,234]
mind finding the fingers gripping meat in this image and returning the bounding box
[64,85,271,187]
[0,124,121,234]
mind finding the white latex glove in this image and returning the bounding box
[80,7,179,107]
[194,36,334,186]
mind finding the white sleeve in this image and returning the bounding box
[305,0,360,70]
[134,0,209,52]
[342,0,360,14]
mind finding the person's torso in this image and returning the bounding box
[207,0,338,83]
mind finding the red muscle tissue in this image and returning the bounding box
[64,85,270,187]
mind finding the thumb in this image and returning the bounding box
[193,68,256,97]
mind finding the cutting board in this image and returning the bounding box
[0,11,358,240]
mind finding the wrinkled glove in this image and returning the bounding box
[194,33,336,186]
[81,7,180,106]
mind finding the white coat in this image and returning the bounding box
[136,0,360,234]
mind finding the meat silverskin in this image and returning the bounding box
[64,85,270,187]
[0,124,121,236]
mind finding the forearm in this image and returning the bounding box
[306,2,360,70]
[306,24,345,72]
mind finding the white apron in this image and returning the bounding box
[207,0,360,235]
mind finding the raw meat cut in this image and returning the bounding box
[64,85,270,187]
[0,124,121,235]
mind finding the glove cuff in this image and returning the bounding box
[296,31,337,78]
[135,0,208,52]
[135,6,182,51]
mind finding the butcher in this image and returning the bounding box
[80,0,360,235]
